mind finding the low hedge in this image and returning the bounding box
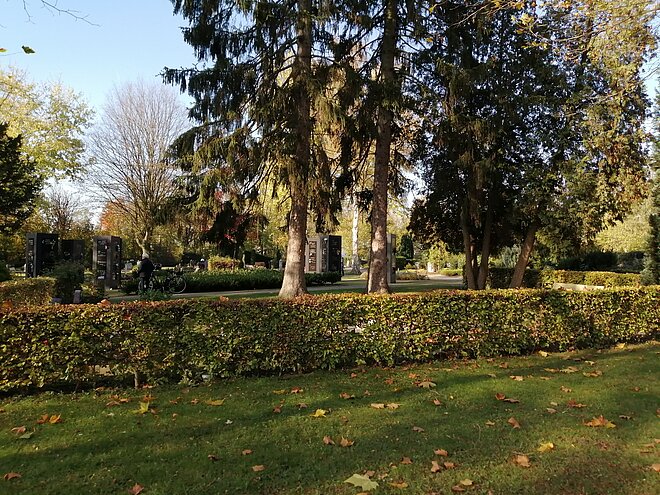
[0,278,56,308]
[1,287,658,392]
[488,268,640,289]
[121,270,342,294]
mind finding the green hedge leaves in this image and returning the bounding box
[1,287,658,392]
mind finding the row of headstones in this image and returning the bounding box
[26,233,123,290]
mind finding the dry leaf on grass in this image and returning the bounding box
[252,465,266,472]
[3,472,21,481]
[400,457,413,464]
[538,442,555,453]
[340,437,354,448]
[507,417,521,429]
[128,483,144,495]
[584,415,616,428]
[434,448,448,456]
[513,454,531,467]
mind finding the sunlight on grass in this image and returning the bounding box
[1,343,658,494]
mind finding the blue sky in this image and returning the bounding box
[1,0,196,111]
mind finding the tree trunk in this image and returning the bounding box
[461,203,477,289]
[476,208,493,290]
[279,0,312,298]
[350,197,361,275]
[367,0,397,294]
[136,229,151,258]
[509,223,539,288]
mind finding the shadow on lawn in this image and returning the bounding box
[1,344,658,495]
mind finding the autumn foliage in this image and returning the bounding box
[0,287,658,392]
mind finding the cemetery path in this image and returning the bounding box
[107,274,463,302]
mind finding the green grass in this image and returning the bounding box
[2,343,658,494]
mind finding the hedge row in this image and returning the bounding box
[1,287,658,392]
[0,278,56,308]
[122,270,342,294]
[488,268,641,289]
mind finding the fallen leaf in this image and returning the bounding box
[272,389,287,395]
[252,465,266,472]
[560,386,572,393]
[370,403,385,409]
[340,437,354,447]
[443,461,456,469]
[538,442,555,453]
[546,408,557,414]
[433,399,442,406]
[615,343,626,349]
[323,436,335,446]
[418,381,436,389]
[290,387,303,394]
[128,484,144,494]
[544,368,559,373]
[205,399,225,406]
[561,366,579,373]
[538,351,549,357]
[3,472,21,481]
[11,426,26,435]
[18,431,34,439]
[36,414,49,424]
[631,386,641,392]
[431,460,442,473]
[507,417,521,429]
[459,479,474,486]
[539,377,552,381]
[584,415,616,428]
[297,403,308,409]
[350,373,358,378]
[513,454,531,467]
[499,362,509,368]
[208,454,219,462]
[49,415,62,424]
[487,373,497,378]
[434,448,448,456]
[400,456,412,464]
[389,481,409,488]
[384,378,395,385]
[344,473,378,491]
[136,402,150,415]
[142,395,156,402]
[495,393,506,401]
[567,399,587,408]
[510,375,524,381]
[504,397,521,403]
[311,409,327,418]
[190,399,199,405]
[413,426,425,433]
[652,463,660,472]
[582,371,602,378]
[451,486,466,492]
[619,415,632,420]
[242,449,253,455]
[485,420,496,426]
[339,392,355,400]
[273,406,282,414]
[386,403,400,409]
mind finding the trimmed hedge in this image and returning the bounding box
[1,287,658,392]
[122,270,342,294]
[489,268,640,289]
[0,278,56,308]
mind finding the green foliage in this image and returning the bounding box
[396,270,429,281]
[0,122,41,235]
[642,94,660,285]
[46,262,84,304]
[0,262,10,283]
[207,255,241,270]
[399,234,414,259]
[122,270,341,295]
[488,268,641,289]
[0,277,55,308]
[1,287,657,392]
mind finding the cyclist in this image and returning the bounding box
[137,254,155,292]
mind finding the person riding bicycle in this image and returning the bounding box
[137,254,155,292]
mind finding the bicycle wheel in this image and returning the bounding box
[169,275,186,294]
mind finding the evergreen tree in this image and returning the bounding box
[165,0,345,297]
[643,94,660,284]
[0,123,41,236]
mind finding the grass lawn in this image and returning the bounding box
[1,343,658,494]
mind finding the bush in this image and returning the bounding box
[438,268,463,276]
[207,256,241,270]
[558,251,617,271]
[397,269,429,281]
[488,268,640,289]
[47,262,84,304]
[1,287,657,392]
[0,277,56,308]
[0,262,10,283]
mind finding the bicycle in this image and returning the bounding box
[152,270,187,294]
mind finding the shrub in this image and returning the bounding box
[1,287,658,392]
[0,277,56,308]
[207,256,241,270]
[489,268,640,289]
[0,262,10,283]
[438,268,463,276]
[397,269,429,281]
[47,262,84,304]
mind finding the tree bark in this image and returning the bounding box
[509,223,539,288]
[461,202,477,290]
[476,208,493,290]
[350,197,361,275]
[367,0,397,294]
[279,0,312,298]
